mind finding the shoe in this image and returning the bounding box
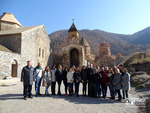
[36,94,38,97]
[24,97,27,100]
[117,99,122,101]
[38,93,42,96]
[65,94,68,96]
[123,97,125,99]
[28,96,33,99]
[110,97,115,100]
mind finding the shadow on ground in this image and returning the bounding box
[0,94,23,100]
[0,93,120,104]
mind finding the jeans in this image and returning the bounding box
[83,82,87,96]
[57,81,62,95]
[75,82,80,95]
[45,83,50,94]
[109,84,115,97]
[101,83,107,97]
[94,83,101,96]
[68,83,73,95]
[35,77,42,94]
[122,90,128,98]
[116,89,122,100]
[24,85,32,98]
[51,82,56,95]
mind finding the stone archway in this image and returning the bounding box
[70,48,79,67]
[11,59,17,77]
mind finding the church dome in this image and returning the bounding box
[99,41,110,47]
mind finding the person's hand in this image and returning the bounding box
[113,83,116,86]
[122,83,125,85]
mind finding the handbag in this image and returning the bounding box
[42,78,47,87]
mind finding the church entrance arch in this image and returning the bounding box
[70,48,79,67]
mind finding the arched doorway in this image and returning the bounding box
[70,48,79,67]
[11,60,17,77]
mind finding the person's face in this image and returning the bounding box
[101,68,104,71]
[122,69,126,73]
[109,69,112,73]
[65,68,68,71]
[59,65,62,70]
[83,67,85,70]
[53,65,55,69]
[38,63,41,67]
[119,66,123,70]
[95,70,98,73]
[77,67,79,71]
[27,62,31,67]
[115,69,118,74]
[69,68,72,72]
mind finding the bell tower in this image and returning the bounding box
[68,19,79,44]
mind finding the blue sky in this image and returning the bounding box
[0,0,150,34]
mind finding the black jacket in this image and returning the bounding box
[55,69,63,83]
[62,70,67,83]
[87,68,94,83]
[21,66,35,85]
[93,73,102,83]
[81,69,88,82]
[73,71,81,82]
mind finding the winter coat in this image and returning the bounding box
[121,72,130,90]
[55,69,63,83]
[113,73,122,89]
[81,69,88,82]
[73,71,81,83]
[87,68,94,83]
[67,72,74,83]
[62,70,67,83]
[21,66,35,85]
[100,71,108,84]
[93,73,102,83]
[44,71,51,85]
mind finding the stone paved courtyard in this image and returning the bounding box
[0,80,138,113]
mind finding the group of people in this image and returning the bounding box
[21,61,130,102]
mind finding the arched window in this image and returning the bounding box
[39,48,41,57]
[42,49,44,58]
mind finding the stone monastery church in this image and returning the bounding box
[62,21,116,68]
[0,12,115,79]
[0,12,51,79]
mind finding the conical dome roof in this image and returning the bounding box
[99,41,110,47]
[68,22,77,32]
[79,37,89,46]
[0,12,22,27]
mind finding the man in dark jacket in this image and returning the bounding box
[93,69,102,98]
[81,65,88,96]
[55,64,63,95]
[21,61,35,100]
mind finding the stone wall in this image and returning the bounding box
[21,25,51,69]
[62,44,84,68]
[0,21,21,31]
[0,51,21,79]
[0,34,21,53]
